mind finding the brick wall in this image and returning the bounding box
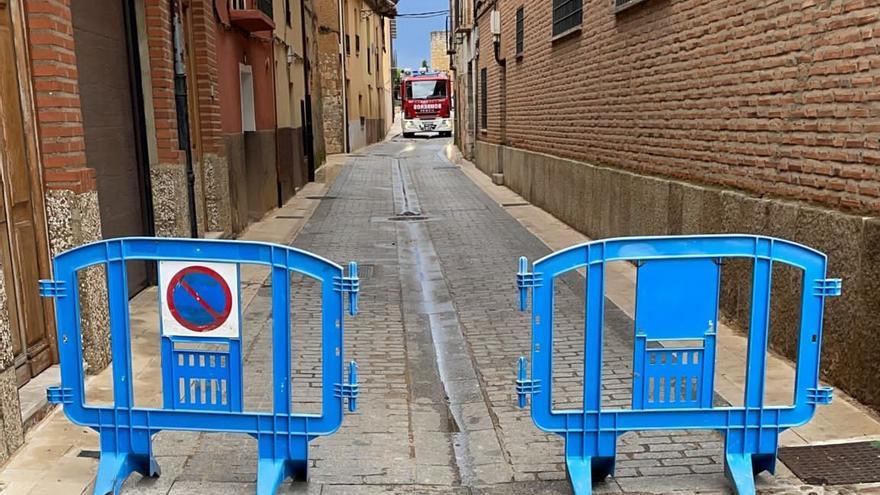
[144,0,183,164]
[477,0,880,214]
[25,0,94,193]
[190,0,222,156]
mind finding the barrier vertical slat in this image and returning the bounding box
[320,263,344,433]
[107,255,134,409]
[272,255,292,416]
[583,259,604,413]
[744,255,772,410]
[532,264,554,430]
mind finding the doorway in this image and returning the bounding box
[0,0,56,386]
[71,0,154,295]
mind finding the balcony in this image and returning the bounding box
[229,0,274,33]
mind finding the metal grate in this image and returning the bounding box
[552,0,582,37]
[778,441,880,485]
[515,7,524,56]
[480,68,488,129]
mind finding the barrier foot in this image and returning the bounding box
[566,455,615,495]
[256,457,308,494]
[724,452,757,495]
[92,450,160,495]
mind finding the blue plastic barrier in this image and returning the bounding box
[40,238,360,495]
[516,235,840,495]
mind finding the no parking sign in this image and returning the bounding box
[159,260,240,338]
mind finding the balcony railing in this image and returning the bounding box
[229,0,274,32]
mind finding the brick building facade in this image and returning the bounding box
[452,0,880,411]
[0,0,393,462]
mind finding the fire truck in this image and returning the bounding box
[401,71,452,138]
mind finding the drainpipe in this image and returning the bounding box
[338,0,350,152]
[491,3,507,177]
[300,0,315,179]
[171,0,199,238]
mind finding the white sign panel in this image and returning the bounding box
[159,260,240,339]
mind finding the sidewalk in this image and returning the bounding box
[447,144,880,449]
[0,165,341,495]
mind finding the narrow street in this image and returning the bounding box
[2,0,878,493]
[102,136,819,495]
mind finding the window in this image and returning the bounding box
[367,47,372,73]
[406,80,448,100]
[515,7,524,57]
[552,0,582,37]
[285,0,291,26]
[355,35,361,54]
[239,64,256,132]
[345,34,351,55]
[480,68,487,130]
[614,0,648,12]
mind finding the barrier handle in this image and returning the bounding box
[517,357,528,408]
[517,257,529,311]
[348,361,359,412]
[348,262,359,316]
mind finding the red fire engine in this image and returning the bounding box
[401,71,452,138]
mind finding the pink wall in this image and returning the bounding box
[214,0,276,133]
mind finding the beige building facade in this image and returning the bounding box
[273,0,326,199]
[316,0,395,153]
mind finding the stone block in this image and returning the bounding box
[0,367,23,464]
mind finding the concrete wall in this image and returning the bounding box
[475,140,880,411]
[244,131,279,221]
[277,126,307,201]
[225,134,249,234]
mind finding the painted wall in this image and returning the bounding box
[273,0,305,129]
[315,0,393,153]
[214,0,276,133]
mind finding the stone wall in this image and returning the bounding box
[319,50,345,154]
[44,190,110,374]
[0,262,22,465]
[202,153,232,234]
[475,140,880,412]
[429,30,449,72]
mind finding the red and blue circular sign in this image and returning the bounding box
[166,265,233,332]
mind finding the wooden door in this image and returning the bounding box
[0,0,54,385]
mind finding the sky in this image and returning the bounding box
[394,0,450,71]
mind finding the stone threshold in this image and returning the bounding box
[17,365,60,435]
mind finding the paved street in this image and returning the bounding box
[109,136,827,494]
[5,137,875,495]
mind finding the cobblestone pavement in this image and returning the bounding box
[121,138,849,494]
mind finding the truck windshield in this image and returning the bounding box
[406,80,447,100]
